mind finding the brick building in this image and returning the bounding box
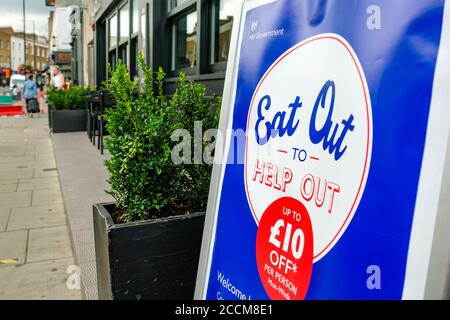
[0,27,12,69]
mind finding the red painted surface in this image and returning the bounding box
[0,105,25,116]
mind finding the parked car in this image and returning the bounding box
[9,74,25,100]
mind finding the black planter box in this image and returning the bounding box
[48,109,52,128]
[93,203,205,300]
[51,109,87,133]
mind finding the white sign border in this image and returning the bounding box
[195,0,280,300]
[402,0,450,300]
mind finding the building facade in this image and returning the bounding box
[47,6,74,82]
[12,32,49,72]
[10,36,25,71]
[0,27,12,69]
[82,0,96,86]
[46,0,238,94]
[92,0,239,95]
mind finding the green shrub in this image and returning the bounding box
[47,86,89,110]
[103,56,221,223]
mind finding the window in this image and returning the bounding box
[132,0,139,34]
[88,43,95,86]
[130,37,138,78]
[109,50,117,71]
[210,0,239,65]
[119,3,129,43]
[119,43,127,65]
[141,3,147,60]
[168,0,189,11]
[171,10,198,71]
[109,14,118,48]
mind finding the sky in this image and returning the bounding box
[0,0,52,38]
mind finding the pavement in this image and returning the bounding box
[52,132,112,300]
[0,112,82,300]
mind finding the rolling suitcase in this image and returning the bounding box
[26,98,40,116]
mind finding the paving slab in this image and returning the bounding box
[0,168,34,180]
[34,167,59,178]
[0,209,10,232]
[0,160,57,171]
[0,230,28,265]
[71,228,95,247]
[25,147,54,156]
[79,261,98,299]
[17,177,60,192]
[0,183,17,192]
[27,226,73,263]
[0,258,82,300]
[0,179,19,185]
[7,204,66,231]
[0,155,35,164]
[52,132,113,300]
[0,145,26,157]
[0,191,32,209]
[74,243,96,263]
[32,188,63,206]
[0,114,81,300]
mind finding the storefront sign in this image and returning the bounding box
[195,0,450,300]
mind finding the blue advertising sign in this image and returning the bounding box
[195,0,450,300]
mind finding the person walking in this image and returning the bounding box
[23,74,37,107]
[50,65,65,90]
[38,87,45,114]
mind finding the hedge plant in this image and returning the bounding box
[47,86,89,110]
[103,56,221,223]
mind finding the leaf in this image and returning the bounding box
[103,58,221,222]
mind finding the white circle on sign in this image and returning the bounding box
[244,33,373,262]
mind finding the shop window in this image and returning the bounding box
[119,3,130,43]
[168,0,189,11]
[141,3,147,62]
[109,14,118,48]
[130,37,138,78]
[209,0,239,65]
[171,10,198,71]
[109,50,117,71]
[132,0,139,34]
[119,43,128,66]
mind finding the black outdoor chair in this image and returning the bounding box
[97,91,114,155]
[87,90,103,146]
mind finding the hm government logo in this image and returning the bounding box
[251,20,258,32]
[246,33,373,263]
[248,19,284,41]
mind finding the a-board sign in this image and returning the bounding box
[195,0,450,300]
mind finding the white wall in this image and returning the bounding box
[82,0,95,86]
[10,36,24,71]
[53,7,73,51]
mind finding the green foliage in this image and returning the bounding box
[47,86,90,110]
[103,56,221,223]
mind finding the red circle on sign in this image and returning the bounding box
[256,197,313,300]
